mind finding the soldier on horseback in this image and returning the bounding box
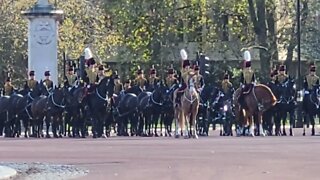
[174,49,193,104]
[276,65,288,86]
[4,77,14,96]
[43,71,53,90]
[165,65,178,91]
[193,64,204,93]
[25,70,38,91]
[238,50,256,108]
[123,79,132,93]
[148,65,160,91]
[134,66,147,91]
[221,73,234,99]
[113,72,123,95]
[65,66,77,87]
[96,65,105,84]
[303,63,319,109]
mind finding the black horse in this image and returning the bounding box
[276,78,297,136]
[303,84,320,136]
[64,85,87,138]
[86,77,115,138]
[160,86,174,137]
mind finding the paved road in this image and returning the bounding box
[0,129,319,180]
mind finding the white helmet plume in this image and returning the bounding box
[244,50,251,61]
[180,49,188,60]
[84,48,93,60]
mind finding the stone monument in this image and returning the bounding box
[22,0,63,86]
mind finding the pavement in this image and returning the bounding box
[0,128,319,180]
[0,166,17,179]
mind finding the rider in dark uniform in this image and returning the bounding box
[148,65,160,91]
[221,73,234,99]
[65,67,77,87]
[303,63,319,110]
[238,51,255,108]
[113,72,123,95]
[276,65,289,85]
[95,65,105,84]
[134,66,147,91]
[174,49,193,104]
[165,66,179,91]
[26,70,38,91]
[43,71,53,90]
[4,77,14,96]
[123,79,132,93]
[193,65,204,93]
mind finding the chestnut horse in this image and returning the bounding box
[174,76,200,139]
[233,84,277,136]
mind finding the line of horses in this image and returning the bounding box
[0,76,319,139]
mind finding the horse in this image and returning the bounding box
[219,98,235,136]
[302,84,320,136]
[64,85,86,138]
[276,78,297,136]
[86,77,115,138]
[114,91,139,136]
[160,86,174,137]
[233,84,277,137]
[175,76,200,139]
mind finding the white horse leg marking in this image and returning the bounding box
[259,123,265,137]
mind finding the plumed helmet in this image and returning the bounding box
[279,65,286,71]
[310,65,316,72]
[29,70,35,76]
[98,65,104,71]
[44,71,50,76]
[150,65,156,74]
[136,66,143,75]
[84,47,93,60]
[194,65,200,71]
[168,68,174,74]
[180,49,188,60]
[243,50,251,68]
[183,60,190,68]
[68,67,74,72]
[224,73,229,80]
[125,79,131,84]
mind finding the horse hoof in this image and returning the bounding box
[303,132,306,136]
[184,136,190,139]
[260,133,265,137]
[192,135,199,139]
[175,134,180,139]
[24,134,29,138]
[46,134,51,138]
[168,133,172,137]
[249,133,255,137]
[290,133,294,136]
[54,135,59,138]
[155,133,159,137]
[59,134,63,138]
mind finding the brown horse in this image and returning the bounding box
[233,84,277,136]
[174,76,200,138]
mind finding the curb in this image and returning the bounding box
[0,166,17,180]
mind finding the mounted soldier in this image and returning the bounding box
[134,66,147,91]
[65,66,77,87]
[165,65,179,91]
[276,65,289,86]
[303,63,319,108]
[193,64,204,93]
[148,65,160,91]
[43,71,53,91]
[26,70,38,91]
[84,47,97,86]
[221,72,234,99]
[113,71,123,95]
[238,50,256,108]
[123,79,132,93]
[4,77,14,96]
[174,49,193,104]
[95,65,105,84]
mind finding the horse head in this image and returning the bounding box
[279,77,296,103]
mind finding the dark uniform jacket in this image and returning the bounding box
[304,74,319,91]
[27,79,38,90]
[66,74,77,86]
[134,76,147,90]
[4,83,14,96]
[148,76,160,89]
[165,76,178,88]
[43,79,53,90]
[85,69,97,84]
[276,74,288,85]
[114,83,123,95]
[240,68,255,85]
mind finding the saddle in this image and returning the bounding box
[242,84,254,95]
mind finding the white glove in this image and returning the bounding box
[241,85,245,88]
[304,90,309,95]
[179,84,182,88]
[87,85,91,88]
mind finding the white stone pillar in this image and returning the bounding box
[22,0,63,86]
